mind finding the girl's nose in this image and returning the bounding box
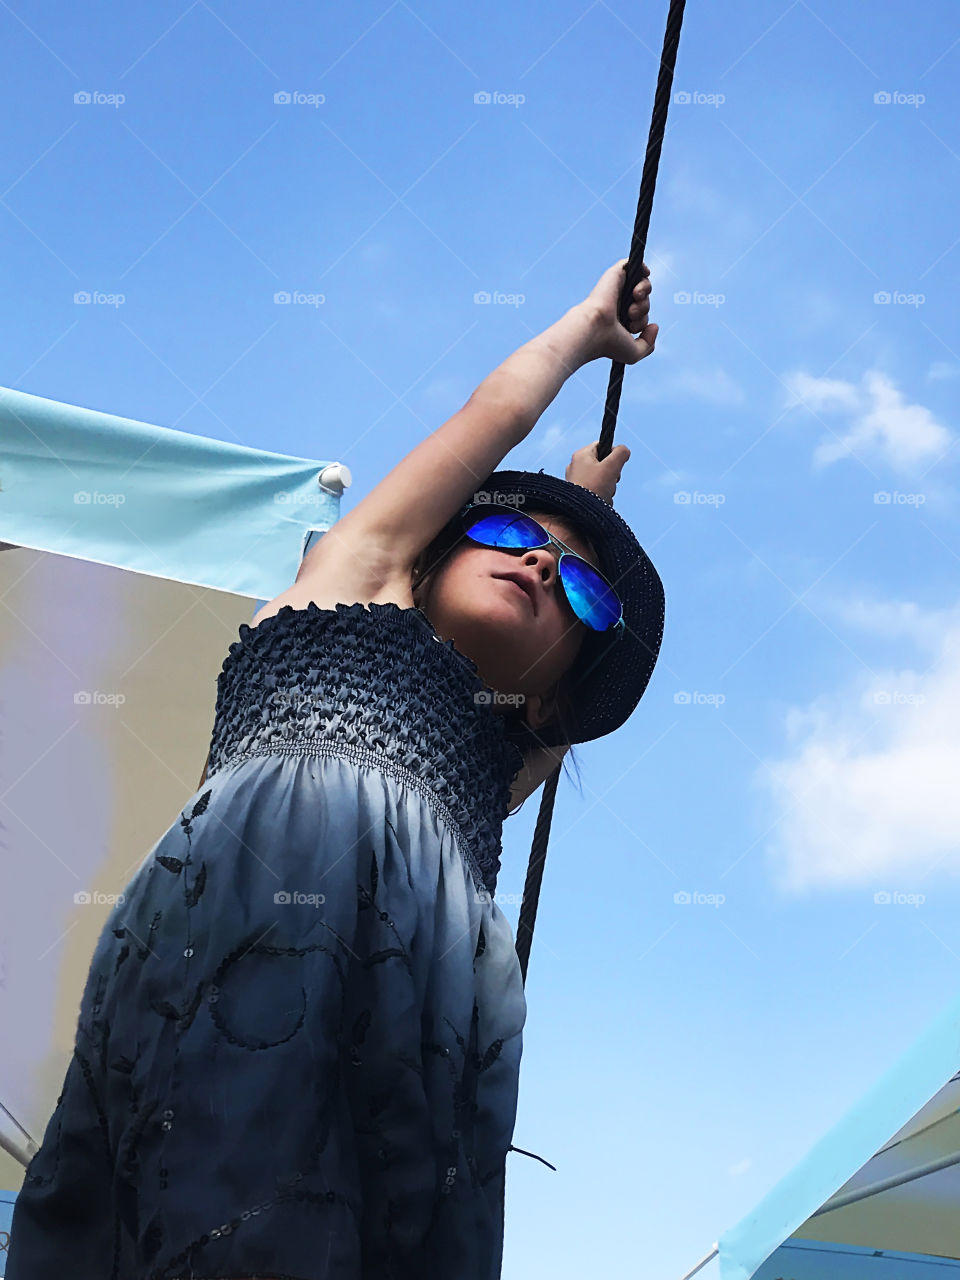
[521,546,559,584]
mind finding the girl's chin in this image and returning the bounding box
[461,605,537,650]
[486,582,540,622]
[442,614,537,683]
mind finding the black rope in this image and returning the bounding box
[598,0,687,464]
[514,0,686,990]
[514,760,560,985]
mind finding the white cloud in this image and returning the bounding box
[784,372,861,414]
[674,367,746,406]
[783,369,953,472]
[666,168,732,222]
[759,597,960,893]
[926,361,960,383]
[625,364,745,407]
[507,420,575,473]
[359,241,391,264]
[537,423,568,453]
[662,165,756,245]
[651,468,690,489]
[830,597,957,651]
[644,244,679,281]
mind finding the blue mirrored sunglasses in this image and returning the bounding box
[460,503,625,633]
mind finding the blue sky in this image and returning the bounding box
[3,1,960,1276]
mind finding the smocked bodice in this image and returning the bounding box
[206,600,525,894]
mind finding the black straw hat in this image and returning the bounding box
[474,469,666,746]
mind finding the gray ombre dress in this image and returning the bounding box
[6,601,529,1280]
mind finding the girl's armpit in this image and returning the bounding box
[246,519,419,631]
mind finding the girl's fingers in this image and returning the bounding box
[576,441,630,466]
[627,298,652,331]
[637,322,659,355]
[626,278,652,327]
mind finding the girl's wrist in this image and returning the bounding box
[558,301,604,369]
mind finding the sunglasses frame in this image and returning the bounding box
[459,500,626,636]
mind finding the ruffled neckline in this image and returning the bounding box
[224,599,483,682]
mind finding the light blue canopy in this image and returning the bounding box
[690,985,960,1279]
[752,1238,960,1278]
[0,383,344,600]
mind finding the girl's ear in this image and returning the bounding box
[524,687,558,731]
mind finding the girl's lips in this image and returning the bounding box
[494,574,537,614]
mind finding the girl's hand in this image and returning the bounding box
[565,441,631,505]
[579,258,657,365]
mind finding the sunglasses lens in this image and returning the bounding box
[560,556,622,631]
[464,511,545,549]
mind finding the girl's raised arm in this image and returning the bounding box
[301,260,655,586]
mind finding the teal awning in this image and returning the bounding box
[0,383,344,600]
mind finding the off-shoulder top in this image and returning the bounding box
[205,600,525,895]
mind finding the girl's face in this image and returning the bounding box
[415,508,598,730]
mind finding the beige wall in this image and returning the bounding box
[0,546,255,1192]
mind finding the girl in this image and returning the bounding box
[6,259,665,1280]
